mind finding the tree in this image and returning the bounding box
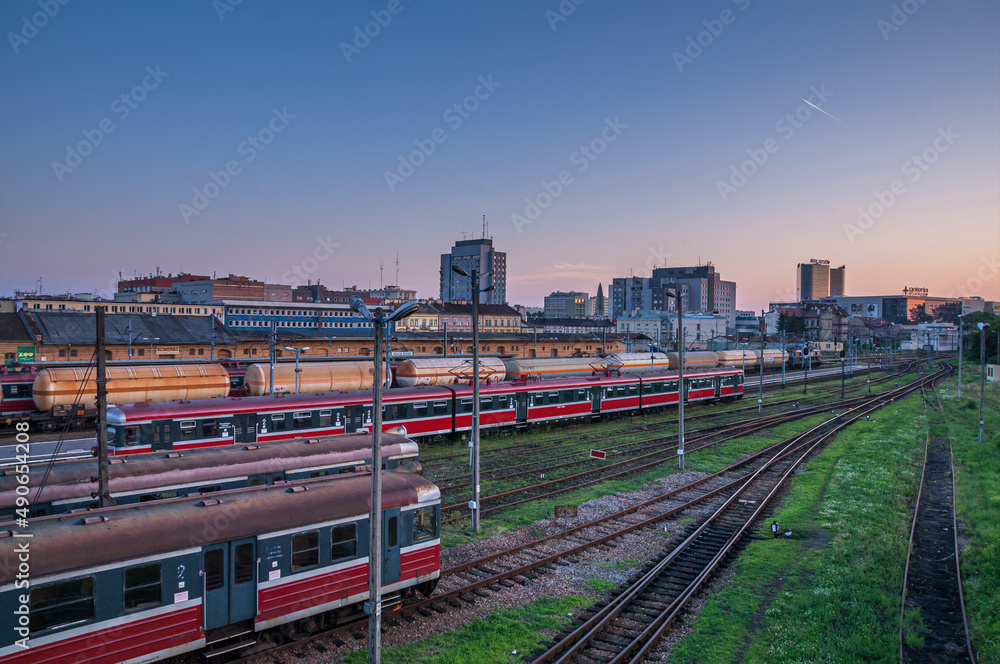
[777,313,805,336]
[909,303,934,323]
[932,301,962,325]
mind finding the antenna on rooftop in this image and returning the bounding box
[379,261,384,289]
[482,214,487,239]
[395,252,399,286]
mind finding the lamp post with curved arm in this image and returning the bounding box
[349,296,419,664]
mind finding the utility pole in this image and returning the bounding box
[958,315,964,397]
[978,323,990,445]
[95,306,112,507]
[867,323,872,393]
[367,310,385,664]
[443,319,448,358]
[758,310,765,414]
[780,330,786,388]
[470,268,482,530]
[803,341,809,395]
[269,319,276,395]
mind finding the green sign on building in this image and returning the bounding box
[16,345,35,363]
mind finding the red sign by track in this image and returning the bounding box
[590,449,606,460]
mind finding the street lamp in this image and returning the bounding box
[282,345,311,393]
[665,289,684,470]
[977,322,990,446]
[451,264,494,532]
[349,296,419,664]
[957,314,967,397]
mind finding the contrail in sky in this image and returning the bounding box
[802,99,850,127]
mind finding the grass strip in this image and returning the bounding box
[668,392,929,664]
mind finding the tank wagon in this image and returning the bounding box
[503,357,607,380]
[243,360,384,396]
[0,471,441,663]
[0,432,420,518]
[604,352,672,374]
[394,357,505,386]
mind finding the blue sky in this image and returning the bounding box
[1,0,997,312]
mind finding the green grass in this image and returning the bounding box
[586,578,617,593]
[936,374,1000,664]
[334,596,590,664]
[668,392,930,664]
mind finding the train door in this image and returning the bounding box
[202,537,257,631]
[148,419,172,451]
[382,508,401,585]
[514,393,528,422]
[345,405,366,434]
[589,387,601,414]
[233,414,257,444]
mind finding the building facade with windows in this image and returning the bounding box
[439,238,507,305]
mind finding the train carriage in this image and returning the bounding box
[0,433,420,518]
[105,386,455,454]
[0,472,441,664]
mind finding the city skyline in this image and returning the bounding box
[1,1,998,313]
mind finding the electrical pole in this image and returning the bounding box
[781,330,786,388]
[470,267,482,531]
[676,292,685,470]
[367,310,385,664]
[803,341,809,395]
[759,310,765,414]
[867,323,872,394]
[269,319,276,395]
[958,316,964,397]
[978,323,990,445]
[95,306,111,507]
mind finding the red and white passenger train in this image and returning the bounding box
[0,471,441,663]
[103,367,744,454]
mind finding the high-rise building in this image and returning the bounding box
[610,264,737,329]
[439,238,507,305]
[797,260,846,300]
[544,291,588,318]
[830,266,846,297]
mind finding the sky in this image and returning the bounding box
[1,0,998,313]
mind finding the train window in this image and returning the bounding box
[310,470,330,478]
[433,401,449,415]
[139,490,178,502]
[201,419,219,438]
[331,524,357,562]
[30,577,95,633]
[629,386,638,395]
[123,563,161,611]
[205,550,225,591]
[480,396,492,410]
[271,414,286,431]
[179,421,196,440]
[459,398,473,413]
[412,507,436,542]
[197,485,222,494]
[123,426,139,446]
[387,517,398,548]
[292,531,319,570]
[319,410,332,427]
[292,412,312,429]
[234,543,254,584]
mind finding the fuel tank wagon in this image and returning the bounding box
[243,360,383,395]
[31,364,230,412]
[395,357,505,386]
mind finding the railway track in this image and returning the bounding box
[434,376,921,524]
[528,368,951,664]
[901,368,975,664]
[226,368,945,664]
